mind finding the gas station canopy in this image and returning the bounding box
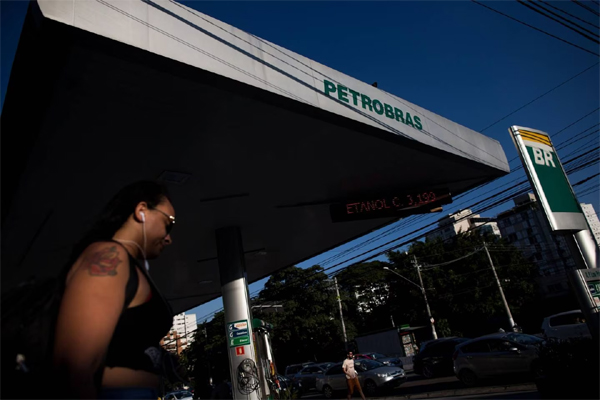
[1,0,509,313]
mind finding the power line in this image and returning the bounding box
[420,248,484,270]
[517,0,599,43]
[572,0,600,17]
[526,0,600,38]
[539,0,600,29]
[479,63,599,132]
[470,0,600,56]
[554,107,600,137]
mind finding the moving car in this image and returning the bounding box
[541,309,591,341]
[413,337,470,378]
[355,352,403,368]
[316,359,406,398]
[453,332,543,386]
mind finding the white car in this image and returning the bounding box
[540,310,591,341]
[163,390,194,400]
[316,359,406,398]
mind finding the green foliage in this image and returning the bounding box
[255,265,350,368]
[179,232,543,384]
[388,232,541,337]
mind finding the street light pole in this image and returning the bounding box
[483,242,516,330]
[412,257,438,340]
[383,264,437,340]
[334,277,349,352]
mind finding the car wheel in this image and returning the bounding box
[423,365,435,379]
[364,380,377,396]
[322,385,334,399]
[458,369,477,387]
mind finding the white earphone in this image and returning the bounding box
[140,211,145,222]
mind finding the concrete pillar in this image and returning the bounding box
[216,227,260,400]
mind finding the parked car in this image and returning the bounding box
[316,361,335,371]
[541,309,591,341]
[284,361,315,379]
[355,352,403,368]
[292,364,328,393]
[316,359,406,398]
[274,373,302,396]
[453,332,543,386]
[413,337,470,378]
[163,390,194,400]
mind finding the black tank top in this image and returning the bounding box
[104,251,173,373]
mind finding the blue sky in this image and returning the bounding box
[2,1,599,325]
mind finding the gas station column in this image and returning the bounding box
[216,227,261,400]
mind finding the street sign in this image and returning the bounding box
[509,126,588,232]
[227,319,250,348]
[330,188,452,222]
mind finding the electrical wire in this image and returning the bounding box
[526,0,600,38]
[539,0,600,29]
[517,0,599,43]
[471,0,600,56]
[571,0,600,17]
[479,63,599,132]
[420,248,484,270]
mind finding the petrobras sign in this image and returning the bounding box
[36,0,509,173]
[509,126,587,232]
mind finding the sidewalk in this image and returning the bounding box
[385,383,537,399]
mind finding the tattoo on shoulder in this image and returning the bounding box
[85,246,122,276]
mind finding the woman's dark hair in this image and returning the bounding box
[67,181,171,265]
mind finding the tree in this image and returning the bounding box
[254,265,351,369]
[386,232,541,337]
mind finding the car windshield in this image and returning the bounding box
[505,333,543,345]
[369,353,387,359]
[356,359,385,371]
[172,392,191,399]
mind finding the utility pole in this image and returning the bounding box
[334,277,349,351]
[483,242,516,330]
[413,256,438,340]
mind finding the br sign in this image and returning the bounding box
[509,126,588,232]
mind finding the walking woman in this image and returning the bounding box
[53,181,177,399]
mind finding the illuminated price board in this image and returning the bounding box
[330,189,452,222]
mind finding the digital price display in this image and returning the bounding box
[330,189,452,222]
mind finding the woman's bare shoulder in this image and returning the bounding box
[77,241,130,278]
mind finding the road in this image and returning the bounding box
[302,371,538,399]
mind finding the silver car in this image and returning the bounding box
[316,359,406,398]
[453,332,543,386]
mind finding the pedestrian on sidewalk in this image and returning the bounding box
[342,351,366,400]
